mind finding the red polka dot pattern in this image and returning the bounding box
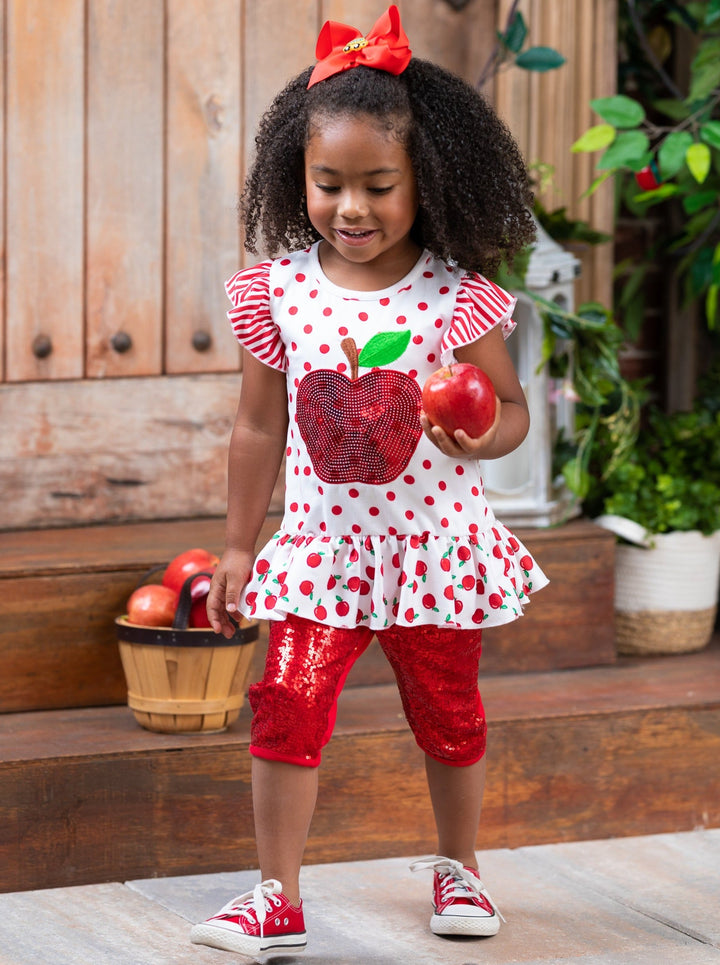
[223,242,547,630]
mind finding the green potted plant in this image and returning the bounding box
[540,0,720,655]
[590,373,720,655]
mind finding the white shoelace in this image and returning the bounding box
[409,854,506,922]
[214,878,285,938]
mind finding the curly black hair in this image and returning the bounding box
[241,59,535,276]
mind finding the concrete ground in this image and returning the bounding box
[0,829,718,965]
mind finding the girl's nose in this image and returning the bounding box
[337,189,369,218]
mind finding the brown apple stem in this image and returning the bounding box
[341,337,359,380]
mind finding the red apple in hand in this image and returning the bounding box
[126,584,178,627]
[162,548,219,598]
[422,363,496,438]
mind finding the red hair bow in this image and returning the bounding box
[307,4,411,89]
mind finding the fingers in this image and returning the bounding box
[420,399,501,459]
[207,571,240,638]
[206,551,255,638]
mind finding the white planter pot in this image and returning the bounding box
[595,515,720,655]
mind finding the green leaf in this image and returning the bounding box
[590,95,646,128]
[700,120,720,150]
[651,98,692,122]
[571,124,616,153]
[686,142,712,183]
[688,41,720,102]
[658,130,693,178]
[706,284,719,328]
[579,169,613,200]
[357,330,411,368]
[598,131,650,170]
[707,0,720,25]
[502,10,527,53]
[562,457,591,500]
[514,46,566,72]
[682,189,718,214]
[633,183,680,205]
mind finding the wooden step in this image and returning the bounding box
[0,516,615,713]
[1,637,718,893]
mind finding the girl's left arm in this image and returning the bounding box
[421,325,529,460]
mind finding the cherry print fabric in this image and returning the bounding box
[225,242,548,630]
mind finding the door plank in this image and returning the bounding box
[85,0,164,377]
[165,0,242,374]
[5,0,85,381]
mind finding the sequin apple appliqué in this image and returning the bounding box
[296,330,422,484]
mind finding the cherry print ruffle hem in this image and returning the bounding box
[239,523,548,631]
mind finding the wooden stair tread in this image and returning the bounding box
[3,638,718,764]
[0,517,229,578]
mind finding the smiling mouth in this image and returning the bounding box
[335,228,377,245]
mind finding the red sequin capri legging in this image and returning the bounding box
[248,613,486,768]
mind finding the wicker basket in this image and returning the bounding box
[596,516,720,656]
[115,571,258,733]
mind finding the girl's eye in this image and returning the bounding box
[369,186,393,195]
[316,184,340,193]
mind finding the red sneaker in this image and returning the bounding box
[190,879,307,955]
[410,855,504,936]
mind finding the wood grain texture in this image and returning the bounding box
[5,0,85,382]
[0,375,254,530]
[494,0,617,308]
[85,0,164,378]
[165,0,243,374]
[1,639,717,892]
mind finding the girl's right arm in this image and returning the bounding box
[207,351,289,637]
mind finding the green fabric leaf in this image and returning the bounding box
[700,120,720,150]
[357,330,411,368]
[590,95,646,128]
[598,131,650,170]
[686,142,712,183]
[502,11,527,53]
[658,130,694,177]
[571,124,616,153]
[514,46,566,72]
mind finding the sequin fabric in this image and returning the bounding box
[249,614,486,767]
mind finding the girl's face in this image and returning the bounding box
[304,112,420,289]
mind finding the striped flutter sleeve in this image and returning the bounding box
[440,272,517,364]
[225,262,287,372]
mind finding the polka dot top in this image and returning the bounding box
[226,242,548,630]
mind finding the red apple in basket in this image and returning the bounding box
[126,584,179,627]
[422,363,497,438]
[162,548,219,599]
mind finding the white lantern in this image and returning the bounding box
[482,222,580,527]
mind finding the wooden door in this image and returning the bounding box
[0,0,616,530]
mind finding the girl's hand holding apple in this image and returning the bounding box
[421,362,501,458]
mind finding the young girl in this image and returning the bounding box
[192,6,547,957]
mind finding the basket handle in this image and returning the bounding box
[173,570,217,630]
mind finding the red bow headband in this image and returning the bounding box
[307,4,412,89]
